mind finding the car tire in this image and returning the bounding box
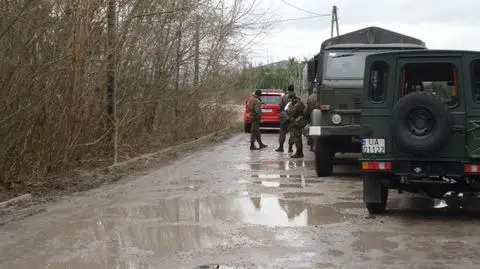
[392,91,453,153]
[363,175,388,214]
[315,138,333,177]
[244,123,251,133]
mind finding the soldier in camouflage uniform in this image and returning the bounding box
[288,92,307,158]
[305,86,320,151]
[275,84,295,153]
[249,89,268,150]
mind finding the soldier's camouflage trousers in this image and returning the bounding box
[288,122,294,146]
[250,120,261,143]
[278,121,290,146]
[290,126,303,150]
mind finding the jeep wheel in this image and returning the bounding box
[315,138,333,177]
[392,91,452,153]
[363,175,388,214]
[244,123,251,133]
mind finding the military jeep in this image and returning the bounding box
[360,49,480,214]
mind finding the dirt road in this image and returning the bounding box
[1,132,480,269]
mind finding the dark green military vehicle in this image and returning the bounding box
[360,49,480,214]
[307,27,427,177]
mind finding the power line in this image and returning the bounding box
[241,15,329,27]
[279,0,330,17]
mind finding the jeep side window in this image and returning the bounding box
[400,62,459,106]
[368,61,388,103]
[470,60,480,103]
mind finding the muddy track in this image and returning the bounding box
[1,132,480,269]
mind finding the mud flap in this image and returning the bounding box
[363,175,384,203]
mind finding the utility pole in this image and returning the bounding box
[330,5,339,38]
[106,0,117,164]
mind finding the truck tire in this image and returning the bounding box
[315,138,333,177]
[244,122,251,133]
[363,175,388,214]
[392,91,452,153]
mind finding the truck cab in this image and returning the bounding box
[309,43,427,177]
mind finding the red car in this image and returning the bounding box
[244,89,284,132]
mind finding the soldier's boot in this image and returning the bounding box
[250,142,259,150]
[288,143,294,153]
[275,145,284,152]
[291,144,304,158]
[259,142,268,149]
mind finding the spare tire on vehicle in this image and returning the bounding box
[392,91,453,153]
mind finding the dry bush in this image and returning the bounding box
[0,0,271,193]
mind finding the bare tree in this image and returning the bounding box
[0,0,272,192]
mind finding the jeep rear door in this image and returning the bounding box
[361,55,466,161]
[392,57,465,160]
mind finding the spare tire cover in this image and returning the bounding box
[392,91,452,153]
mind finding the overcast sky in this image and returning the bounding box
[245,0,479,65]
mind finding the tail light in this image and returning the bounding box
[465,164,480,173]
[319,104,330,111]
[361,161,392,171]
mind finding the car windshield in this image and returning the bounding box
[260,95,281,104]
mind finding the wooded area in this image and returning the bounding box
[0,0,270,192]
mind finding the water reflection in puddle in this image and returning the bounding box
[253,180,306,188]
[10,194,353,269]
[234,160,314,171]
[283,192,325,199]
[251,174,304,179]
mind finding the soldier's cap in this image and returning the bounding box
[287,84,294,92]
[254,89,262,96]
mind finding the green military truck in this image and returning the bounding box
[360,49,480,213]
[307,27,427,177]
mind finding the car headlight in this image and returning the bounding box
[331,114,342,125]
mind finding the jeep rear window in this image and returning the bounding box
[368,61,389,103]
[470,60,480,103]
[400,62,459,106]
[260,95,281,104]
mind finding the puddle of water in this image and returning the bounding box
[251,174,303,179]
[292,179,325,184]
[434,199,448,209]
[238,194,352,227]
[236,160,313,171]
[283,192,325,199]
[253,180,306,189]
[158,186,201,192]
[1,194,353,268]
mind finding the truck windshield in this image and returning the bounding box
[323,50,374,80]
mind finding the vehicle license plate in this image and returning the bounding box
[262,108,272,113]
[362,138,385,154]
